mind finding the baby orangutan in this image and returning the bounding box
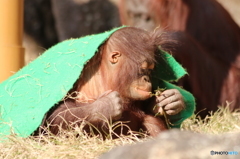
[38,27,190,138]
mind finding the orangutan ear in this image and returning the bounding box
[109,51,121,64]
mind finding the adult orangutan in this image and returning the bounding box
[119,0,240,117]
[0,27,194,138]
[36,27,195,137]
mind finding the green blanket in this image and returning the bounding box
[0,26,195,138]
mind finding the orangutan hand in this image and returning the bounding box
[153,89,185,116]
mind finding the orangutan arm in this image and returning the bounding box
[44,91,123,134]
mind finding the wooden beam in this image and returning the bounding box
[0,0,24,82]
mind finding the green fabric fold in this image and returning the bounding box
[153,50,187,82]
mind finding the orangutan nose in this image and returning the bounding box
[142,76,150,82]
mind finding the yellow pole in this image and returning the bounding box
[0,0,25,82]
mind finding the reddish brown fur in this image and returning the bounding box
[119,0,240,117]
[37,27,169,137]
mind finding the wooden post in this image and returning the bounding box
[0,0,25,82]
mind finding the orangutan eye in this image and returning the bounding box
[138,69,151,76]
